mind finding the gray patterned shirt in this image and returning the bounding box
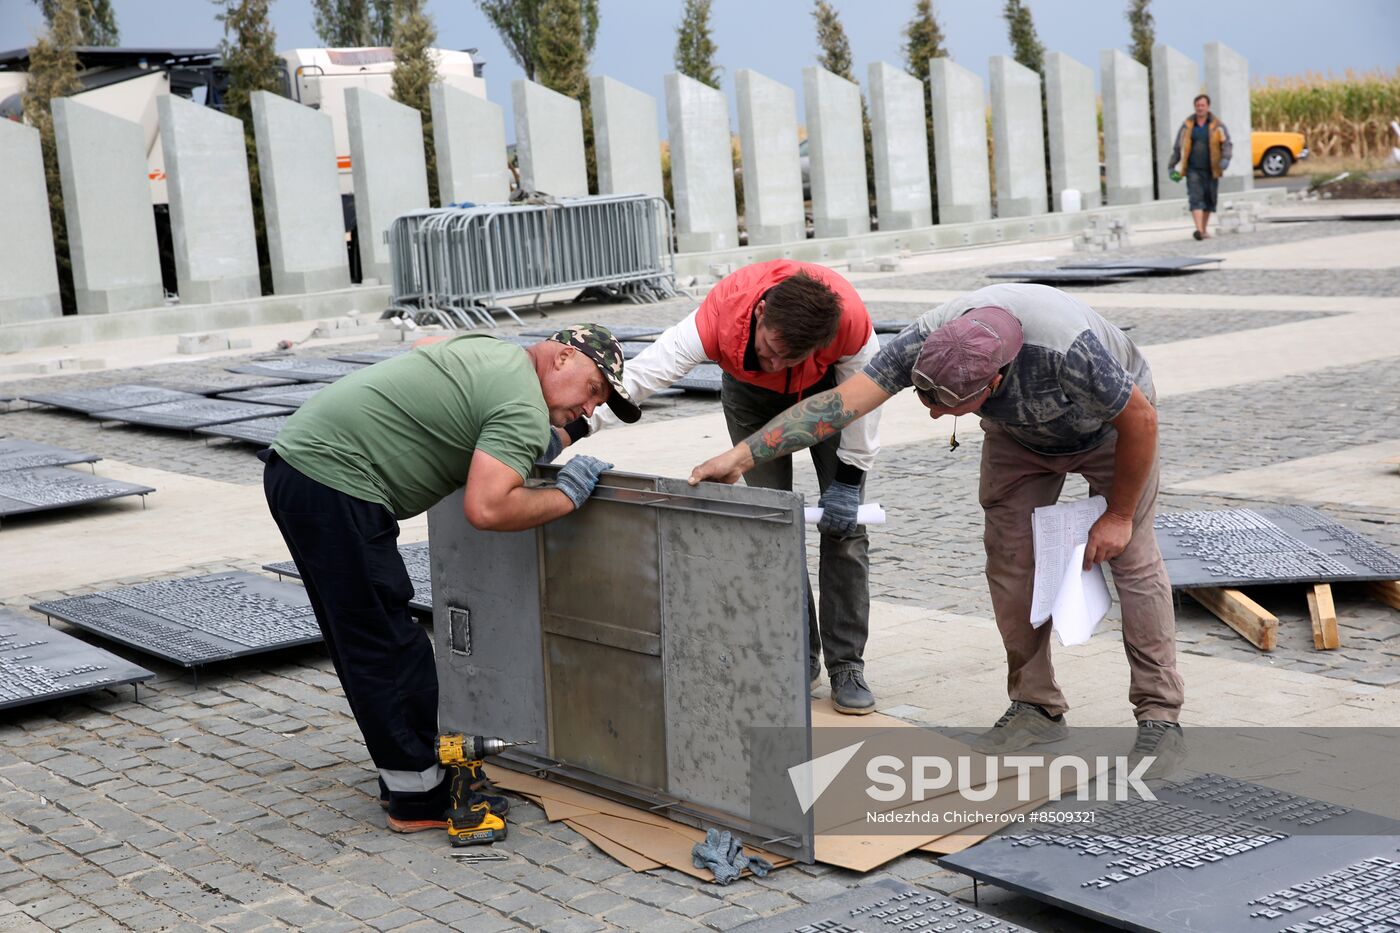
[864,284,1154,456]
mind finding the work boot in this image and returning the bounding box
[1126,720,1187,781]
[809,656,822,692]
[830,669,875,715]
[386,781,450,834]
[973,701,1069,754]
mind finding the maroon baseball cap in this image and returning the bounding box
[911,306,1023,406]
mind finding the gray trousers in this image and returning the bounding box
[720,371,871,676]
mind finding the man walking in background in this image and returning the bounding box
[1170,93,1233,240]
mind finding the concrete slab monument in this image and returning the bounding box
[431,82,511,205]
[0,120,61,323]
[665,72,739,252]
[989,56,1048,218]
[51,98,164,314]
[1151,44,1202,200]
[590,75,664,199]
[803,66,869,239]
[735,69,804,246]
[158,95,261,304]
[1205,42,1254,193]
[512,79,588,197]
[1100,49,1154,205]
[251,91,350,295]
[929,58,991,223]
[347,88,431,285]
[1045,52,1101,211]
[868,61,932,231]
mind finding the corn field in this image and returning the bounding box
[1252,69,1400,161]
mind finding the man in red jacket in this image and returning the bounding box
[561,260,883,713]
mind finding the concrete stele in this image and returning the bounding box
[512,79,588,197]
[1151,44,1202,200]
[989,55,1047,218]
[346,88,430,285]
[51,98,164,314]
[590,75,664,199]
[664,72,739,253]
[1044,51,1101,211]
[867,61,932,231]
[431,82,510,204]
[803,66,869,239]
[929,58,992,223]
[251,91,350,295]
[1205,41,1254,193]
[1100,49,1154,205]
[735,68,804,246]
[158,95,260,305]
[0,120,61,323]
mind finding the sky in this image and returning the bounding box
[2,0,1397,141]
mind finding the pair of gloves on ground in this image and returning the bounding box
[542,427,864,533]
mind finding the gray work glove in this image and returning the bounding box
[538,427,564,464]
[690,828,773,885]
[555,455,613,509]
[816,480,861,537]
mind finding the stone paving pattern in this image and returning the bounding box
[2,213,1399,931]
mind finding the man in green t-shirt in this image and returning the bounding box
[261,325,639,833]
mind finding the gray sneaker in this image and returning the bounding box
[831,669,875,715]
[1127,720,1187,781]
[973,701,1069,754]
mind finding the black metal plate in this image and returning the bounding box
[30,572,321,667]
[1060,256,1224,272]
[0,466,153,520]
[216,384,326,408]
[1156,506,1400,588]
[0,439,100,472]
[227,357,365,382]
[673,362,724,394]
[620,341,653,360]
[873,319,915,334]
[939,774,1400,933]
[142,372,298,396]
[94,399,293,430]
[21,384,201,414]
[1266,213,1400,223]
[986,269,1146,283]
[330,346,417,365]
[263,541,432,616]
[496,335,543,348]
[521,325,663,341]
[732,878,1029,932]
[0,609,154,710]
[195,415,290,447]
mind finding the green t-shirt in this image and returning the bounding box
[272,334,550,519]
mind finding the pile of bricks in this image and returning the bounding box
[1216,201,1259,234]
[1072,216,1132,252]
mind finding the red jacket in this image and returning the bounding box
[694,260,871,394]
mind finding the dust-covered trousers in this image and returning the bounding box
[979,422,1184,722]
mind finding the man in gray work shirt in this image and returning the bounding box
[690,283,1185,766]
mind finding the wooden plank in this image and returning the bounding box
[1187,587,1278,651]
[1367,580,1400,611]
[1307,583,1341,650]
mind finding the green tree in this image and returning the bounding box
[24,0,82,313]
[310,0,396,47]
[674,0,720,89]
[32,0,119,46]
[1003,0,1044,76]
[390,0,440,206]
[813,0,874,214]
[902,0,947,219]
[215,0,282,294]
[477,0,599,82]
[534,0,596,193]
[1126,0,1155,69]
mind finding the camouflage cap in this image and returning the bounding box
[547,324,641,423]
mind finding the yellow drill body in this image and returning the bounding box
[437,734,525,847]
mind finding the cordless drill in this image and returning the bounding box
[436,734,531,846]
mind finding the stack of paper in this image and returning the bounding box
[1030,496,1112,646]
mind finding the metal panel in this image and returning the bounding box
[0,608,154,710]
[94,399,293,430]
[263,541,433,617]
[732,878,1031,933]
[0,466,153,521]
[227,357,365,382]
[674,362,725,394]
[1060,256,1223,271]
[31,572,320,667]
[522,325,663,341]
[216,384,326,408]
[329,346,417,365]
[986,269,1146,283]
[872,319,914,334]
[21,384,199,414]
[143,372,298,395]
[0,439,100,472]
[196,415,290,447]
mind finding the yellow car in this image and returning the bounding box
[1253,131,1309,177]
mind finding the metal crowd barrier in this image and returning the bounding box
[385,194,681,329]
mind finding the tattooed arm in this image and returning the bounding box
[689,374,894,485]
